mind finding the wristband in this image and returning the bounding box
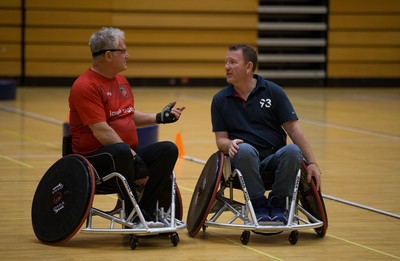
[307,162,320,170]
[156,102,177,124]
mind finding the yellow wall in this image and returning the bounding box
[0,0,21,76]
[0,0,258,79]
[1,0,399,81]
[328,0,400,78]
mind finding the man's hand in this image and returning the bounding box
[156,101,185,124]
[306,162,321,191]
[228,139,243,158]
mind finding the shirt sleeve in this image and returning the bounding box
[70,80,106,126]
[271,82,298,124]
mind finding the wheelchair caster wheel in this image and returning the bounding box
[289,230,298,245]
[129,236,139,250]
[170,233,180,247]
[240,230,250,245]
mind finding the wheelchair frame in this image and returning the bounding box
[82,165,187,248]
[187,151,328,245]
[32,153,186,250]
[85,166,186,248]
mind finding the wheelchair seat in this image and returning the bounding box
[63,133,184,220]
[187,151,328,245]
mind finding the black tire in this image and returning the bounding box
[298,161,328,237]
[31,155,95,245]
[187,152,224,237]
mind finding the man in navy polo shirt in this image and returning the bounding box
[211,44,321,224]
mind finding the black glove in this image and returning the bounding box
[156,102,177,124]
[133,154,149,180]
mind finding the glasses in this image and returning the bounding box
[92,49,127,57]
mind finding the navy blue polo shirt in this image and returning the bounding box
[211,74,298,155]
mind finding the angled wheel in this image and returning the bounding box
[298,161,328,237]
[31,155,95,245]
[186,152,224,237]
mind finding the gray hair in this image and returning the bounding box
[89,27,125,56]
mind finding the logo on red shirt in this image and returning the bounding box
[119,85,128,97]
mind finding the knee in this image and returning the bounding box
[234,143,258,162]
[280,144,302,162]
[159,141,178,160]
[96,143,133,173]
[109,142,132,160]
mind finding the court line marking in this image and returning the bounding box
[322,194,400,219]
[0,104,63,125]
[207,231,284,261]
[0,154,60,158]
[0,127,60,149]
[301,119,400,141]
[327,234,400,260]
[0,127,60,168]
[0,154,33,168]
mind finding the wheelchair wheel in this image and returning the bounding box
[187,151,224,237]
[31,154,95,245]
[298,161,328,237]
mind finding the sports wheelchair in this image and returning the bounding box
[31,127,186,250]
[187,151,328,245]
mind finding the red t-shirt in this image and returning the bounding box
[69,68,138,154]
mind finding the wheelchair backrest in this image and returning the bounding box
[62,135,73,157]
[62,122,72,156]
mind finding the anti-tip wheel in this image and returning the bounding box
[240,230,250,245]
[170,233,180,247]
[202,224,207,232]
[129,236,139,250]
[289,230,299,245]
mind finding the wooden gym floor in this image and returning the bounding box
[0,86,399,260]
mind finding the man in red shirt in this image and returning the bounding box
[69,27,185,221]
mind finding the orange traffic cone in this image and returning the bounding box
[175,131,185,158]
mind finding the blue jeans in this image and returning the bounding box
[231,143,302,200]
